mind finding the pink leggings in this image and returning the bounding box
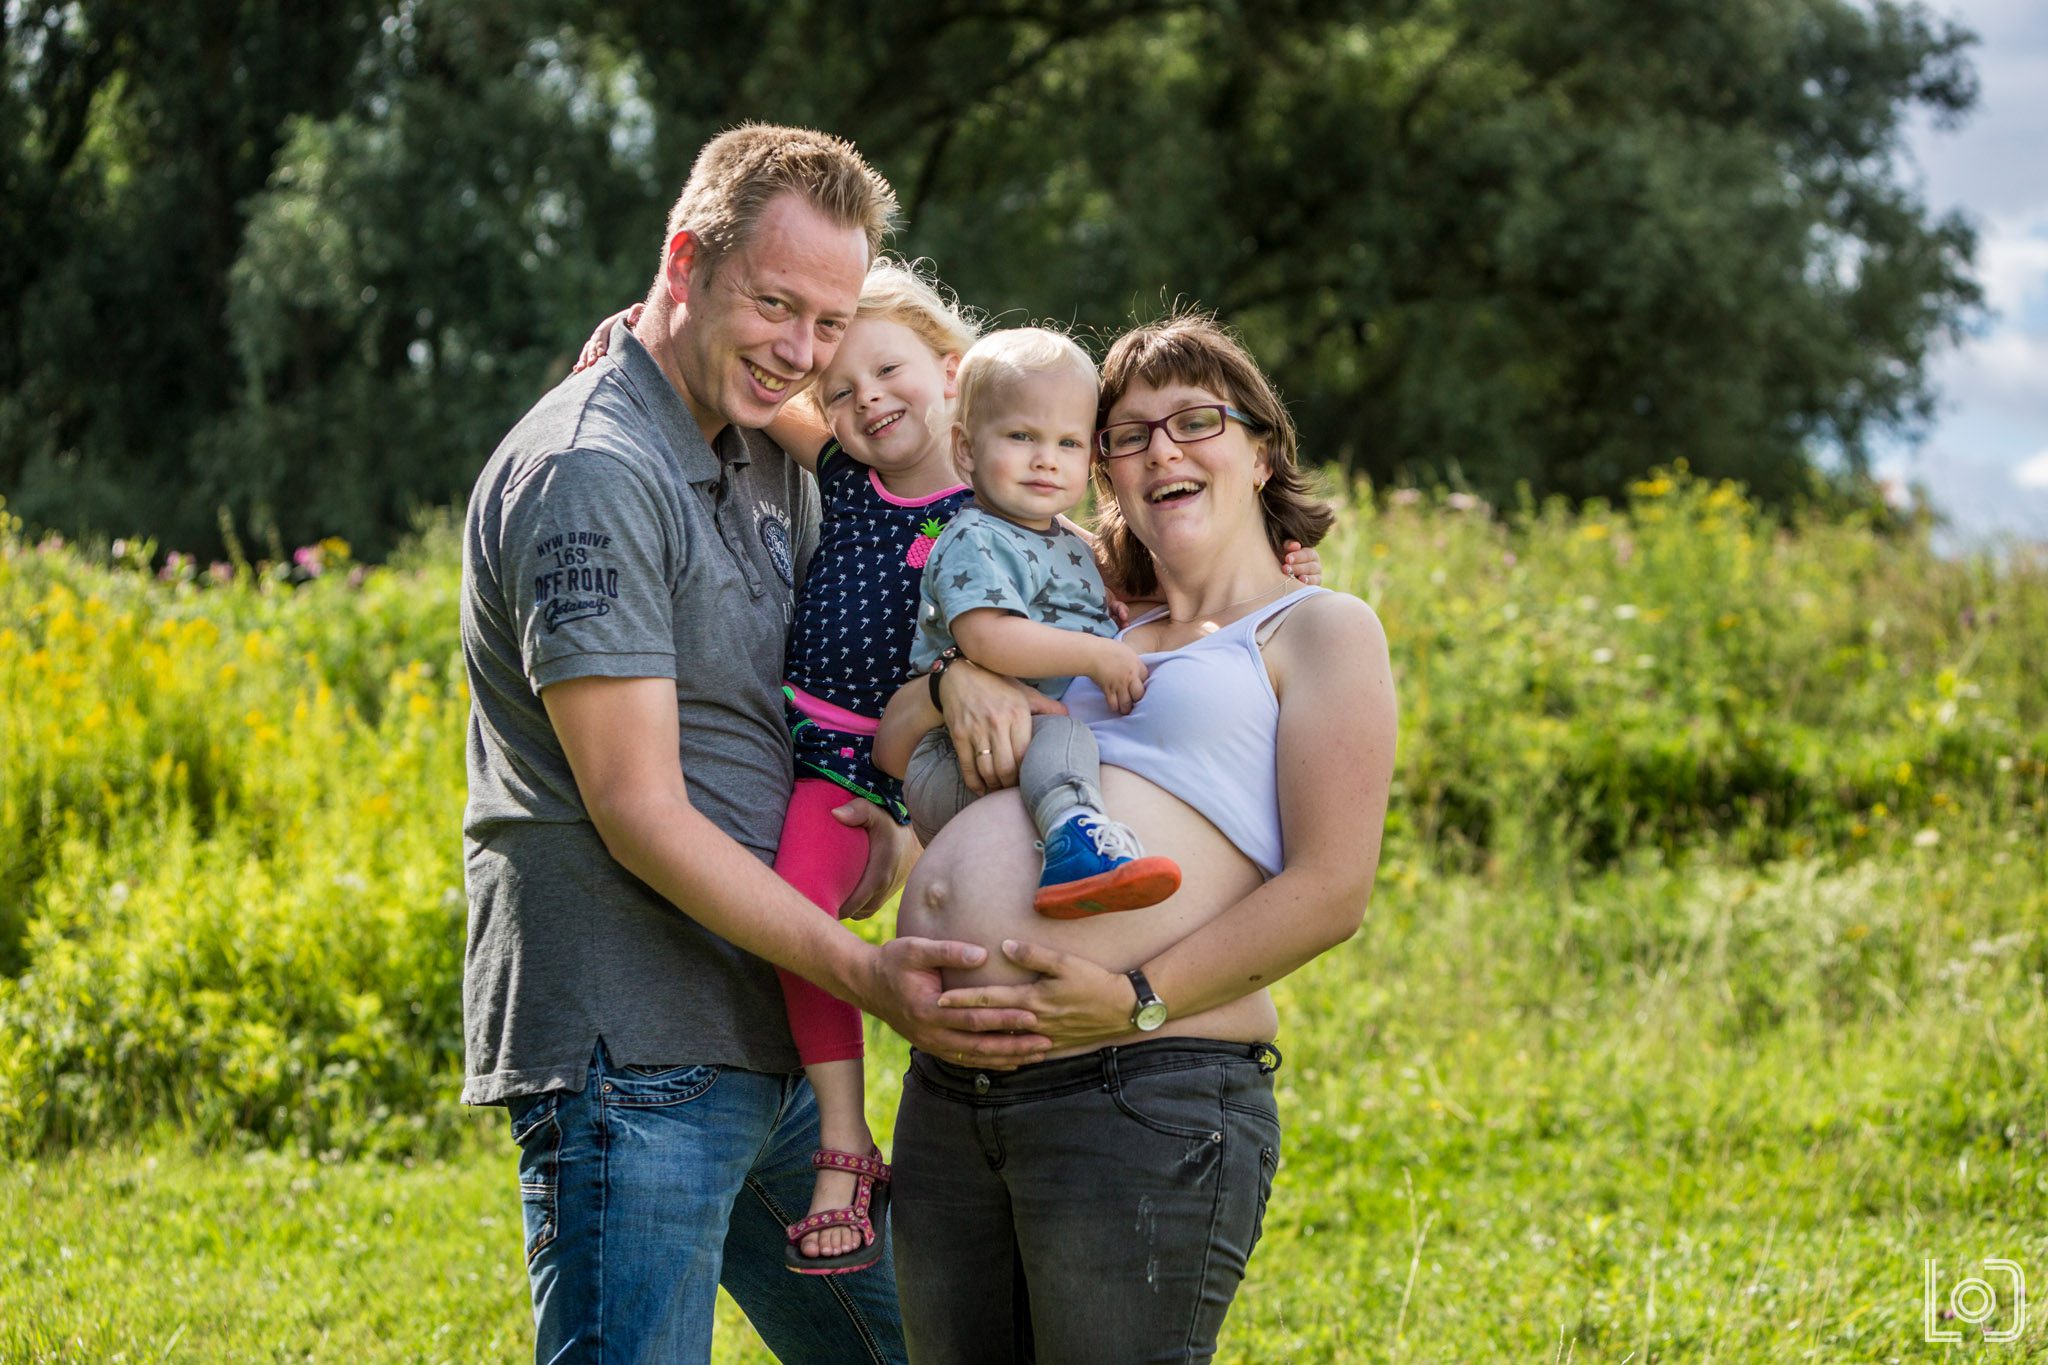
[772,778,868,1066]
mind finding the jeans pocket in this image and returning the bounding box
[1108,1064,1225,1143]
[1250,1143,1279,1252]
[508,1093,560,1266]
[603,1061,721,1108]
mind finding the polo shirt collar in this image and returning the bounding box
[606,319,753,485]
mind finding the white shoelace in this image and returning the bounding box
[1075,814,1144,862]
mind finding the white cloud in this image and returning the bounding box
[1884,444,2048,549]
[1904,4,2048,218]
[1874,0,2048,540]
[1922,211,2048,435]
[1935,327,2048,420]
[1973,211,2048,317]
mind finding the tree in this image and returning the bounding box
[833,0,1982,504]
[1,0,376,552]
[0,0,1984,556]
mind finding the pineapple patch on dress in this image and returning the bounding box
[779,440,974,817]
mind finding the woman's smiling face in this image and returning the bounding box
[1101,378,1271,558]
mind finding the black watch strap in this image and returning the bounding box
[926,647,962,710]
[1125,967,1167,1031]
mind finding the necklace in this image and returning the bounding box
[1164,578,1294,625]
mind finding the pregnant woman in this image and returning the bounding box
[873,312,1398,1363]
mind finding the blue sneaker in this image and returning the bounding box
[1032,812,1182,919]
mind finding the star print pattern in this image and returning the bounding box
[907,506,1118,700]
[784,441,972,816]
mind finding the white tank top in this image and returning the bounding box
[1061,586,1326,878]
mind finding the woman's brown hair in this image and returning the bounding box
[1091,310,1333,598]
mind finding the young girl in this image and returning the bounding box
[576,268,1319,1276]
[759,261,978,1274]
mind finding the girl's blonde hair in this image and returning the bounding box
[954,326,1098,433]
[856,256,980,359]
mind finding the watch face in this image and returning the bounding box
[1135,1000,1168,1031]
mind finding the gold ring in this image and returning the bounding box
[978,748,992,756]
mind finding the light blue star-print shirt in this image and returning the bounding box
[909,506,1117,700]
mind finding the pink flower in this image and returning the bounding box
[293,545,324,577]
[839,747,857,758]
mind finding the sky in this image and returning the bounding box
[1891,0,2048,545]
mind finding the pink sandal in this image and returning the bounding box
[783,1147,892,1275]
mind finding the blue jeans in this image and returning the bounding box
[506,1043,906,1364]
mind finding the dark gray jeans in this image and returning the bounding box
[892,1039,1283,1364]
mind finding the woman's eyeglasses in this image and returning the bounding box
[1095,404,1256,460]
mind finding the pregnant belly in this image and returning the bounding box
[898,766,1280,1053]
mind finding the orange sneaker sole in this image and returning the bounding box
[1033,856,1183,919]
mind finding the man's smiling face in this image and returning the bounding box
[669,192,869,441]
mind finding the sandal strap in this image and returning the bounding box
[786,1202,877,1243]
[810,1147,891,1182]
[786,1170,877,1242]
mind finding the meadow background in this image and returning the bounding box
[4,469,2044,1361]
[5,2,2043,1359]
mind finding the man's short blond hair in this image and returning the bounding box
[955,327,1098,433]
[664,123,896,272]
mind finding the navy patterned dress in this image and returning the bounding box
[784,441,973,822]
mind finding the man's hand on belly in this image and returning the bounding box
[860,938,1053,1069]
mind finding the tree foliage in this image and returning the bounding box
[0,0,1983,557]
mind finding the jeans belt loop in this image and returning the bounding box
[1099,1046,1120,1092]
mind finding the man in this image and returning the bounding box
[460,124,1043,1364]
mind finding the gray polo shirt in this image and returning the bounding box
[460,322,819,1104]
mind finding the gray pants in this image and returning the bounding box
[892,1039,1284,1363]
[903,714,1104,847]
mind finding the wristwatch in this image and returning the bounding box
[1125,967,1168,1032]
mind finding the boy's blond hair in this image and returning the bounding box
[955,327,1098,433]
[664,123,896,273]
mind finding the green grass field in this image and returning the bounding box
[3,473,2044,1360]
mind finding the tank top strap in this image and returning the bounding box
[1121,584,1326,641]
[1238,584,1327,638]
[1119,604,1171,637]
